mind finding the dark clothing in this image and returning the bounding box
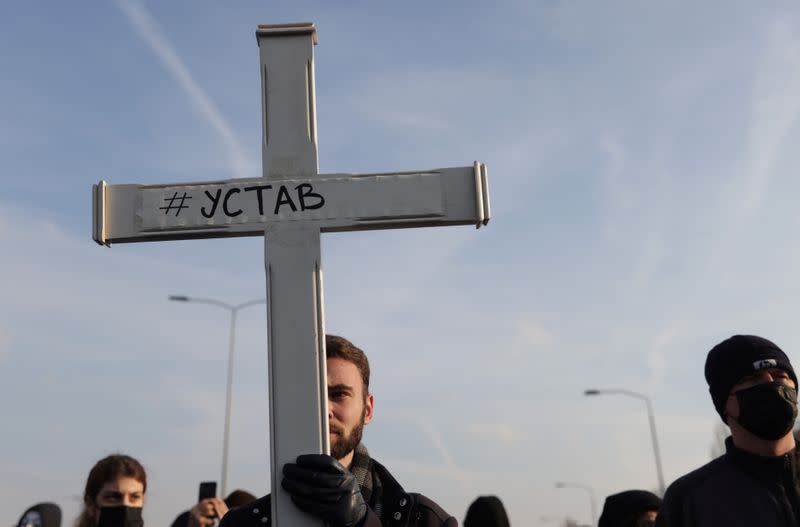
[220,457,456,527]
[171,489,257,527]
[170,511,190,527]
[656,437,800,527]
[17,503,61,527]
[463,495,509,527]
[599,490,661,527]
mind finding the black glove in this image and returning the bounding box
[282,454,367,527]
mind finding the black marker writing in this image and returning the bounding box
[199,183,327,219]
[201,189,222,218]
[274,186,298,214]
[295,183,325,210]
[223,188,243,217]
[159,192,192,216]
[244,184,273,215]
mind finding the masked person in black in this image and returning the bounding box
[76,454,146,527]
[220,335,457,527]
[656,335,800,527]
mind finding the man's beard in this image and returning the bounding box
[330,407,366,460]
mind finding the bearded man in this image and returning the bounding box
[657,335,800,527]
[220,335,457,527]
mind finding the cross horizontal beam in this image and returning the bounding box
[93,163,489,245]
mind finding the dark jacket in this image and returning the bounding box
[220,458,456,527]
[656,437,800,527]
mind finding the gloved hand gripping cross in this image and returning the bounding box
[282,454,368,527]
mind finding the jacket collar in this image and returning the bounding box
[371,458,415,526]
[725,436,797,486]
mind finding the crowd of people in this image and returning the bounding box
[13,334,800,526]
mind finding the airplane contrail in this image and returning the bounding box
[112,0,253,180]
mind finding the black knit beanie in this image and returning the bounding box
[705,335,797,421]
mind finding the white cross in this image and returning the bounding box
[92,22,490,527]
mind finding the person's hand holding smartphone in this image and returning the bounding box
[189,482,229,527]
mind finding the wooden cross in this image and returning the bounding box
[92,22,490,527]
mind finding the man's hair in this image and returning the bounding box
[225,489,257,508]
[326,335,370,396]
[464,495,510,527]
[76,454,146,527]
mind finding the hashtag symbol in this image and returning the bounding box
[159,191,192,216]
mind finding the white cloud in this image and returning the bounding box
[378,455,478,486]
[0,327,9,363]
[645,328,675,389]
[112,0,255,180]
[340,67,544,170]
[742,16,800,217]
[466,423,516,444]
[383,417,461,472]
[511,320,556,355]
[599,133,629,205]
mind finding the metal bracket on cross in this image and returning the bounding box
[92,22,490,527]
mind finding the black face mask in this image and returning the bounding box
[734,382,798,440]
[97,506,143,527]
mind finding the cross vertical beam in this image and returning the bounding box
[258,23,319,178]
[257,24,327,527]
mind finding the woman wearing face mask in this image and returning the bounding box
[75,454,146,527]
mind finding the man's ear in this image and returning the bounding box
[364,393,374,424]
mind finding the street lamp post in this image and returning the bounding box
[584,388,666,495]
[169,295,265,497]
[555,481,598,526]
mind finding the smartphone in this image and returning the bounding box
[198,481,217,502]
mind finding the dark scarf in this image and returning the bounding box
[349,443,383,518]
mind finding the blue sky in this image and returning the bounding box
[4,1,800,525]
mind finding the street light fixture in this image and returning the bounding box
[555,481,598,526]
[584,388,666,495]
[169,295,266,496]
